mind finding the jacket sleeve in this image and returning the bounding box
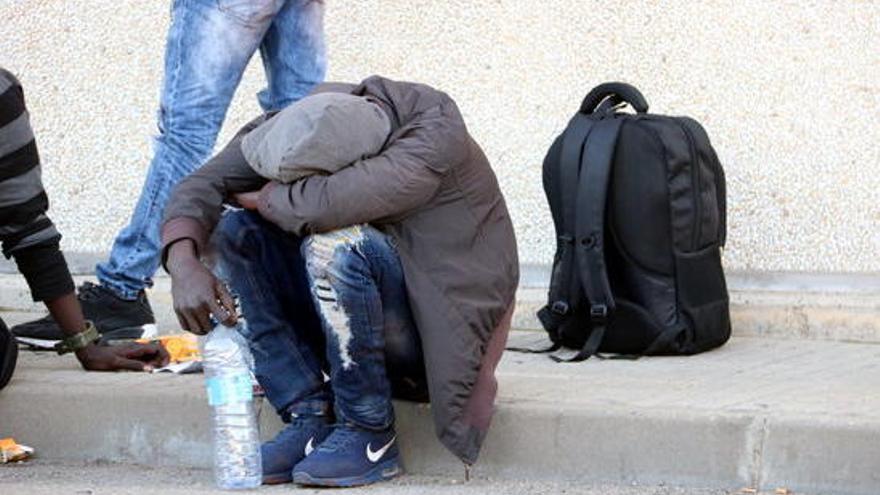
[256,98,469,235]
[160,116,268,266]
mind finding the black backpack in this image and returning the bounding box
[535,82,730,362]
[0,317,17,390]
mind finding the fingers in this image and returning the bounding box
[178,308,202,335]
[189,324,211,335]
[206,300,231,329]
[136,348,170,369]
[113,355,151,372]
[234,192,259,210]
[173,268,238,334]
[214,282,238,326]
[121,343,165,359]
[114,344,168,371]
[151,347,171,368]
[193,303,214,333]
[177,301,210,335]
[190,314,208,335]
[152,343,171,366]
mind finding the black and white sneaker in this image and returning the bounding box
[11,282,157,349]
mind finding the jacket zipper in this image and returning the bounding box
[677,119,702,251]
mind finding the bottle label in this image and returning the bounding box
[205,372,253,406]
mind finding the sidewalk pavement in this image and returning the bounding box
[0,459,796,495]
[0,460,764,495]
[1,333,877,495]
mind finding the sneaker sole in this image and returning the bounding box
[262,471,293,485]
[14,336,59,350]
[292,458,401,487]
[139,323,158,339]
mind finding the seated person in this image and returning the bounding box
[0,68,168,385]
[161,76,519,487]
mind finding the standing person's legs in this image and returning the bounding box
[258,0,327,112]
[96,0,288,300]
[293,225,424,487]
[214,210,333,484]
[10,0,323,342]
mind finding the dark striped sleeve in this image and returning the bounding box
[0,70,26,127]
[0,68,48,253]
[0,68,75,302]
[0,73,39,181]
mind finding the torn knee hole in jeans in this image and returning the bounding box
[313,282,334,302]
[307,226,366,371]
[308,226,364,266]
[312,276,354,370]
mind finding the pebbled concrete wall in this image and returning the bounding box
[1,1,878,273]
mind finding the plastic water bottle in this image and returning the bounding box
[201,323,262,490]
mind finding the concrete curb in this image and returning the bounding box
[8,271,878,343]
[2,337,878,494]
[515,264,880,342]
[513,287,880,343]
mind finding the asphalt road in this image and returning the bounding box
[0,460,806,495]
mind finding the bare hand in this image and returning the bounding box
[76,342,170,372]
[234,191,261,210]
[170,256,237,334]
[234,181,276,211]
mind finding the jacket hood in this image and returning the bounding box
[241,92,391,183]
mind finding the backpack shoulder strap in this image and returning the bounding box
[553,117,624,362]
[536,114,596,335]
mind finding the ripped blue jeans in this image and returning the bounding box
[216,211,426,430]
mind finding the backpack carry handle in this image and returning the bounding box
[580,82,649,114]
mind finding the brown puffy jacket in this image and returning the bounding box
[162,76,519,464]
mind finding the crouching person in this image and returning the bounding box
[161,76,519,487]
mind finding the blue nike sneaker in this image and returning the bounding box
[261,415,332,485]
[292,425,401,487]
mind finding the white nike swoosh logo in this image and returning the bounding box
[366,436,396,463]
[304,437,315,457]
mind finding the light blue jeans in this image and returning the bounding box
[97,0,326,299]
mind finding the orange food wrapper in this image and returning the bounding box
[138,334,201,363]
[0,438,34,463]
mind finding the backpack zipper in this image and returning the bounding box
[677,119,702,251]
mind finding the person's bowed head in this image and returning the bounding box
[242,92,391,183]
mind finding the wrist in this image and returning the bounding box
[55,320,99,356]
[167,239,199,276]
[74,341,99,361]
